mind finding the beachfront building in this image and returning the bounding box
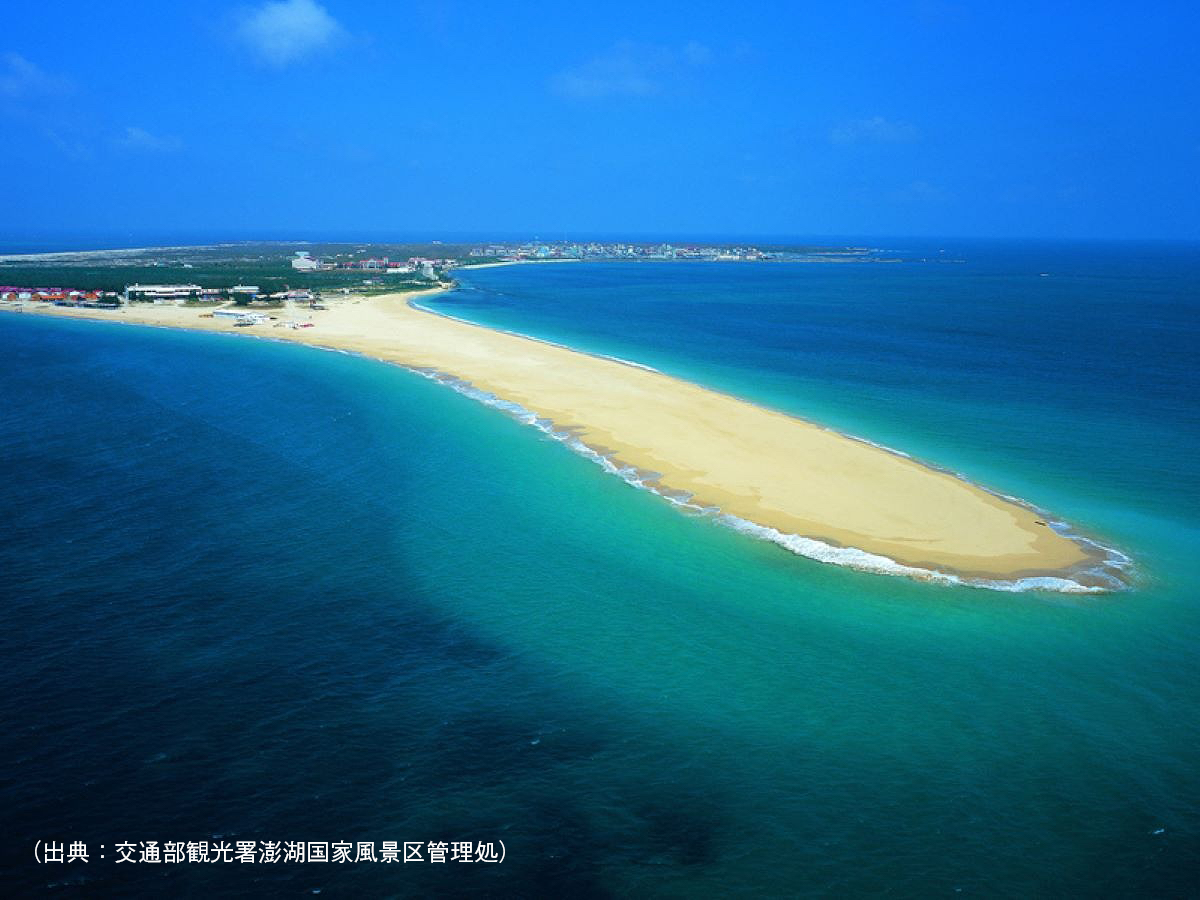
[126,283,203,304]
[230,285,259,304]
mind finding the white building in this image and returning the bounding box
[291,252,321,271]
[126,284,203,304]
[213,309,268,323]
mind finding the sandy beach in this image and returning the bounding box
[459,259,584,270]
[6,292,1113,587]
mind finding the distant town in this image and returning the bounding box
[293,241,873,268]
[463,240,850,262]
[0,240,884,311]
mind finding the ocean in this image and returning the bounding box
[2,240,1198,896]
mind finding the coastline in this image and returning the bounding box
[2,291,1128,591]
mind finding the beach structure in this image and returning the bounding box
[213,309,268,324]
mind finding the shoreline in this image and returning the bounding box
[1,290,1130,592]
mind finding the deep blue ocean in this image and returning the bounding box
[2,241,1198,896]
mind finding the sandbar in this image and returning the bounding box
[5,291,1122,589]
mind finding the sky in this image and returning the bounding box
[1,0,1198,243]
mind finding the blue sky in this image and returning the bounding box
[2,0,1197,242]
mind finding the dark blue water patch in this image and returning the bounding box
[0,317,643,895]
[0,315,789,897]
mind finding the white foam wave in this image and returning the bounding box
[598,354,662,373]
[717,514,1114,593]
[845,434,913,459]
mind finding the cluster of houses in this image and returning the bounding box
[0,283,321,309]
[1,286,120,308]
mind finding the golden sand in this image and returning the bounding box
[9,292,1110,586]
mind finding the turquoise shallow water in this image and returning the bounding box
[2,242,1199,896]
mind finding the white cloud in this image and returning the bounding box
[235,0,345,67]
[831,116,921,145]
[0,52,70,97]
[115,126,182,153]
[551,40,712,99]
